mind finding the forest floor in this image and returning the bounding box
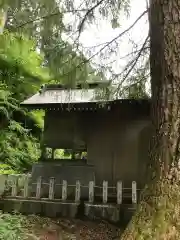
[0,213,122,240]
[25,216,121,240]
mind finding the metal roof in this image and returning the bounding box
[21,88,112,106]
[21,83,151,111]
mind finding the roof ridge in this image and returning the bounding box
[40,81,110,91]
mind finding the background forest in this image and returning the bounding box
[0,0,110,173]
[1,0,178,239]
[0,0,149,173]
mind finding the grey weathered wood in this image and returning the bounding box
[11,176,18,197]
[132,181,137,204]
[62,180,67,201]
[36,176,42,199]
[89,181,94,203]
[49,177,55,200]
[103,181,108,204]
[117,181,122,204]
[75,180,81,202]
[0,174,7,196]
[23,175,29,198]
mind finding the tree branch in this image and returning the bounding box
[119,46,149,60]
[90,9,148,60]
[16,9,90,29]
[59,10,148,78]
[115,35,149,96]
[77,0,106,37]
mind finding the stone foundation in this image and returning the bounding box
[0,198,136,224]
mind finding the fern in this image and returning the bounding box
[0,32,45,172]
[8,120,29,134]
[0,212,25,240]
[0,106,9,119]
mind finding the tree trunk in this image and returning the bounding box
[121,0,180,239]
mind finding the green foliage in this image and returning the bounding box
[0,0,135,173]
[46,41,101,85]
[28,110,45,129]
[54,149,65,159]
[0,31,45,172]
[0,120,40,171]
[0,212,25,240]
[0,31,50,100]
[0,2,105,172]
[0,164,16,174]
[0,84,17,120]
[5,0,105,85]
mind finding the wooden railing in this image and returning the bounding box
[4,175,138,205]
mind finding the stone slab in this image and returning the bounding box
[0,199,79,218]
[84,203,121,223]
[0,198,136,223]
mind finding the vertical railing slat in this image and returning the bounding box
[132,181,137,204]
[36,176,42,199]
[49,177,55,200]
[102,181,108,204]
[11,176,18,197]
[0,174,7,197]
[89,181,94,203]
[23,175,29,198]
[117,181,122,204]
[62,180,67,201]
[75,180,81,202]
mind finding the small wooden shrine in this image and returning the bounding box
[21,82,151,198]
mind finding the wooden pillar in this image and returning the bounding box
[40,144,46,161]
[72,150,75,160]
[52,148,55,160]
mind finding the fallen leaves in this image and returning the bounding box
[23,215,121,240]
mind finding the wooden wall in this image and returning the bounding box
[43,101,151,188]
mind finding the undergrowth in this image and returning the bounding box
[0,212,42,240]
[0,212,26,240]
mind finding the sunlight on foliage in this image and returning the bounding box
[0,164,16,174]
[0,31,50,81]
[0,31,46,172]
[28,110,45,130]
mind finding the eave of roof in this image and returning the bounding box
[21,88,113,105]
[21,98,151,112]
[21,83,151,110]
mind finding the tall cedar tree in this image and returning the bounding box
[121,1,180,239]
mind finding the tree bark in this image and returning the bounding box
[150,0,180,180]
[121,0,180,239]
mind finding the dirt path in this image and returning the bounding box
[24,216,121,240]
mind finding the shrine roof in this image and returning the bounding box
[21,82,150,110]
